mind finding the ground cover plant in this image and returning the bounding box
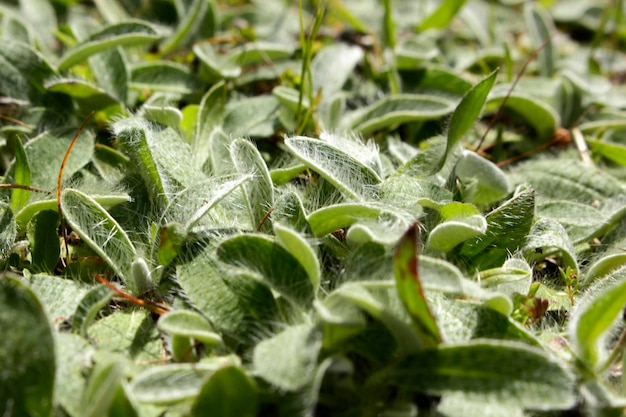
[1,0,626,415]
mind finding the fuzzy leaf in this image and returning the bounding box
[54,333,94,417]
[274,223,320,293]
[523,218,578,274]
[8,135,30,212]
[344,94,455,134]
[460,186,535,270]
[426,202,487,252]
[194,81,227,170]
[217,234,314,307]
[71,284,113,337]
[478,258,532,297]
[0,202,17,257]
[58,20,161,71]
[311,43,363,102]
[253,324,321,391]
[378,341,575,409]
[89,310,162,362]
[570,266,626,367]
[61,188,138,289]
[454,150,509,206]
[394,223,442,347]
[223,95,281,137]
[157,310,222,346]
[46,78,120,110]
[284,136,382,200]
[0,275,55,417]
[21,127,94,191]
[131,361,238,404]
[24,272,89,320]
[191,366,257,417]
[230,139,274,232]
[307,203,383,237]
[130,62,202,95]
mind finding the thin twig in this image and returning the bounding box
[96,275,170,316]
[476,31,557,152]
[57,112,94,265]
[0,184,50,193]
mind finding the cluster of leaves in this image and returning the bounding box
[2,0,626,416]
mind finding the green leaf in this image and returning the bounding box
[8,135,30,212]
[311,43,363,102]
[508,159,626,203]
[54,333,94,417]
[82,355,124,417]
[344,94,455,134]
[24,272,89,320]
[0,41,56,100]
[217,234,314,307]
[141,105,182,128]
[434,298,538,345]
[21,127,94,191]
[184,175,251,231]
[274,223,320,293]
[485,91,559,140]
[15,194,130,231]
[460,186,535,270]
[583,253,626,286]
[587,139,626,166]
[418,0,469,31]
[191,366,258,417]
[0,202,17,257]
[194,81,227,170]
[130,61,202,95]
[58,20,162,71]
[438,69,497,172]
[307,203,383,237]
[570,266,626,367]
[176,240,250,338]
[284,136,382,201]
[71,284,113,337]
[89,309,162,361]
[131,360,239,404]
[426,202,487,252]
[194,43,241,81]
[223,95,281,137]
[537,200,606,243]
[46,78,120,111]
[381,175,452,211]
[230,139,274,232]
[394,223,442,347]
[253,324,321,391]
[336,282,422,355]
[478,258,532,297]
[0,275,55,417]
[160,0,208,54]
[454,151,509,206]
[61,188,138,289]
[378,341,575,409]
[157,310,222,346]
[523,218,579,275]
